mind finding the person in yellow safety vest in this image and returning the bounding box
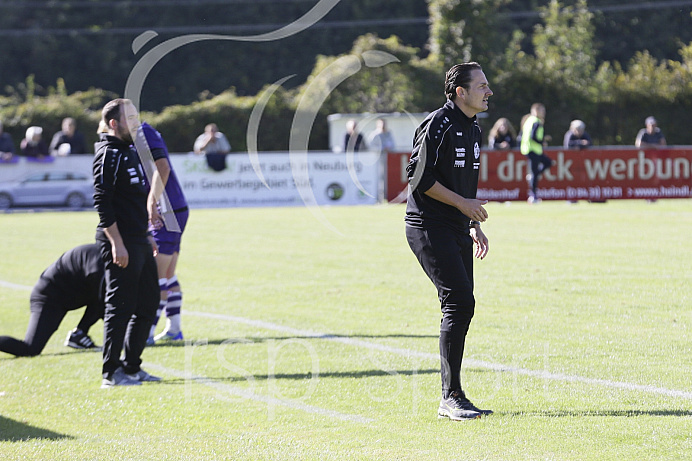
[520,103,554,203]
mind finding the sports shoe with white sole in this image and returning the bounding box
[126,369,162,382]
[438,390,484,421]
[154,330,183,342]
[65,328,102,351]
[461,395,493,416]
[101,368,142,388]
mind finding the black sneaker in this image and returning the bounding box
[65,328,102,351]
[438,390,481,421]
[461,394,494,416]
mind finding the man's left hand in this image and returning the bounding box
[470,226,489,260]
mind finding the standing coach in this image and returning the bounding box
[405,62,493,421]
[93,98,160,388]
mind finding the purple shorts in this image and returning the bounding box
[152,209,189,255]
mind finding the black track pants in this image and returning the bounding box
[527,152,553,196]
[99,240,158,378]
[0,301,66,357]
[406,224,475,398]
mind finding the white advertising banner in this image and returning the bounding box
[0,151,382,209]
[161,151,382,208]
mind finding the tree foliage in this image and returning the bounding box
[427,0,511,69]
[0,0,429,112]
[2,0,692,150]
[0,78,115,151]
[476,0,692,145]
[301,34,441,115]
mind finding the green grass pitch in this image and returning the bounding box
[0,200,690,460]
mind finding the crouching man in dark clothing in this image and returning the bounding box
[0,244,104,357]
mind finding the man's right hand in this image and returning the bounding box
[423,182,489,223]
[112,242,129,268]
[458,198,489,223]
[104,223,128,268]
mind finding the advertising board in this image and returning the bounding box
[386,147,692,202]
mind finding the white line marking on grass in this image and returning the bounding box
[0,280,31,291]
[0,279,371,423]
[1,277,690,402]
[143,362,373,424]
[186,310,692,401]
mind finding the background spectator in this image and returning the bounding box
[521,103,553,204]
[194,123,231,172]
[367,118,395,154]
[563,119,593,149]
[49,117,87,156]
[193,123,231,156]
[487,117,517,149]
[20,126,49,158]
[344,119,366,152]
[0,120,15,161]
[635,116,666,148]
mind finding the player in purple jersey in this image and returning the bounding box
[140,122,189,344]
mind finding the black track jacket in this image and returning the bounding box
[405,99,482,232]
[93,134,150,244]
[31,244,104,311]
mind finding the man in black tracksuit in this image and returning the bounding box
[93,98,159,387]
[0,244,104,357]
[405,63,493,421]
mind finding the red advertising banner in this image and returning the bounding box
[387,147,692,202]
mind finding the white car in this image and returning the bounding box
[0,170,94,209]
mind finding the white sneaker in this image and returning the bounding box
[101,368,142,388]
[154,330,184,342]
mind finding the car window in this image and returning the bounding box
[47,172,70,181]
[24,173,47,182]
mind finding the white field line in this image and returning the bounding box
[186,310,692,401]
[0,280,373,424]
[0,280,371,423]
[1,279,690,401]
[143,362,373,424]
[0,280,32,291]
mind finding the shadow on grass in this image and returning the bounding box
[0,416,73,442]
[0,348,93,359]
[147,334,437,348]
[157,367,440,385]
[34,350,100,358]
[500,409,692,417]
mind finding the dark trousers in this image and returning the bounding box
[99,240,158,378]
[0,301,65,357]
[0,298,103,357]
[406,225,475,398]
[76,303,103,333]
[527,152,553,197]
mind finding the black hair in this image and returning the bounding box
[444,62,482,100]
[101,98,132,126]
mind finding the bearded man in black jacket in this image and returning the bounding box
[93,98,160,388]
